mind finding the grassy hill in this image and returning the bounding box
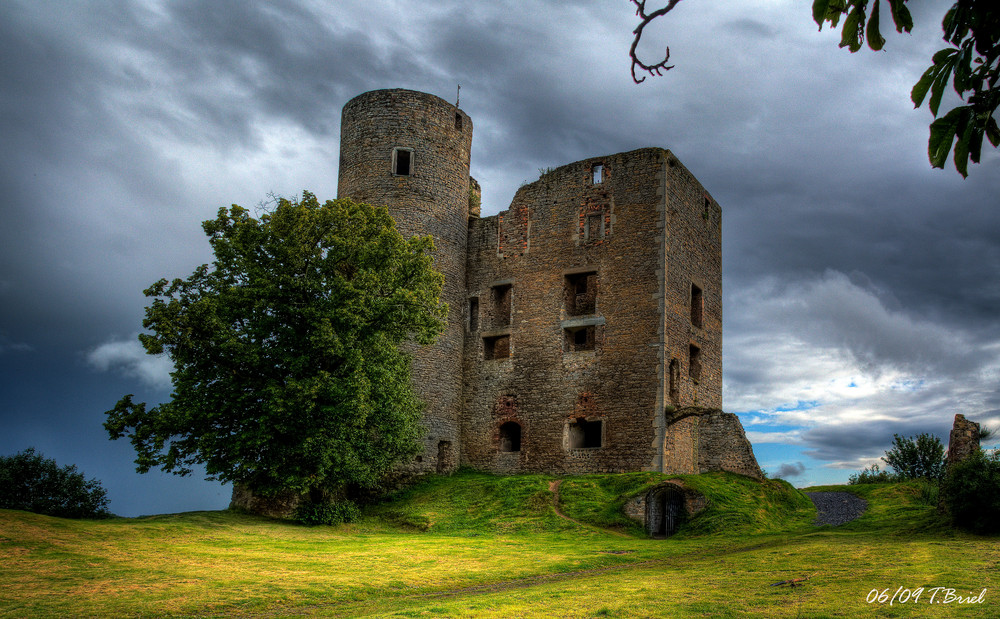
[2,470,996,617]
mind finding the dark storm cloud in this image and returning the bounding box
[1,0,997,508]
[775,462,806,478]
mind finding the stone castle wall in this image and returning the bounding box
[333,89,752,482]
[462,150,667,473]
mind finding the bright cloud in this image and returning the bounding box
[87,336,173,390]
[725,270,1000,470]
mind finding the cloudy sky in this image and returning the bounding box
[2,0,997,516]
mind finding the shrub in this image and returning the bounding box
[940,449,1000,534]
[295,500,361,526]
[848,463,897,484]
[0,448,111,518]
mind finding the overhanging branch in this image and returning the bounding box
[630,0,683,83]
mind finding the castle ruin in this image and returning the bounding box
[336,88,762,481]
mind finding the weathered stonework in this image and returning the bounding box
[623,480,708,537]
[946,414,981,466]
[230,483,304,519]
[333,88,761,481]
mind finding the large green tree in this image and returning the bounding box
[105,193,446,504]
[629,0,999,176]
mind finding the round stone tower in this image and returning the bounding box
[337,89,472,475]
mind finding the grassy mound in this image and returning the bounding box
[364,469,566,534]
[365,469,815,538]
[557,471,815,536]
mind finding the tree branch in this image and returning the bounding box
[630,0,683,83]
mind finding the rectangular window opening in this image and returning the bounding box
[565,272,597,316]
[592,164,604,184]
[484,335,510,360]
[469,297,479,331]
[393,147,412,176]
[689,344,702,383]
[690,284,704,328]
[491,284,512,327]
[564,325,596,352]
[568,418,602,449]
[455,112,463,131]
[585,214,603,241]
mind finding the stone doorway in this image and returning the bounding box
[647,486,685,538]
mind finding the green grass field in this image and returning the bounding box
[2,470,996,617]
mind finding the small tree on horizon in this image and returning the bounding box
[0,448,111,519]
[105,193,447,513]
[881,433,946,481]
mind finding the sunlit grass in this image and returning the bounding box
[1,470,997,617]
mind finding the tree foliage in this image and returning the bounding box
[105,193,447,500]
[881,433,946,481]
[0,448,111,519]
[940,448,1000,533]
[813,0,999,176]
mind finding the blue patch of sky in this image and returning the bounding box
[755,445,851,486]
[733,400,821,418]
[891,379,926,391]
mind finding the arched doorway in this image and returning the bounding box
[647,486,685,538]
[499,421,522,452]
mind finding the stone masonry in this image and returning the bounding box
[335,88,762,480]
[946,413,981,466]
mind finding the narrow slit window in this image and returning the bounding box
[469,297,479,331]
[592,164,604,184]
[668,358,679,403]
[690,284,703,328]
[455,112,463,131]
[689,344,701,383]
[393,147,413,176]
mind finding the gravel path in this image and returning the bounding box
[805,491,867,526]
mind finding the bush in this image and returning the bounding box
[940,449,1000,534]
[0,448,111,518]
[848,463,897,484]
[295,499,361,526]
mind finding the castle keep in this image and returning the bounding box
[338,88,761,480]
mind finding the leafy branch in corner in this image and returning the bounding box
[629,0,683,83]
[814,0,999,177]
[630,0,999,177]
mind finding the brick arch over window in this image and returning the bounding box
[575,392,597,417]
